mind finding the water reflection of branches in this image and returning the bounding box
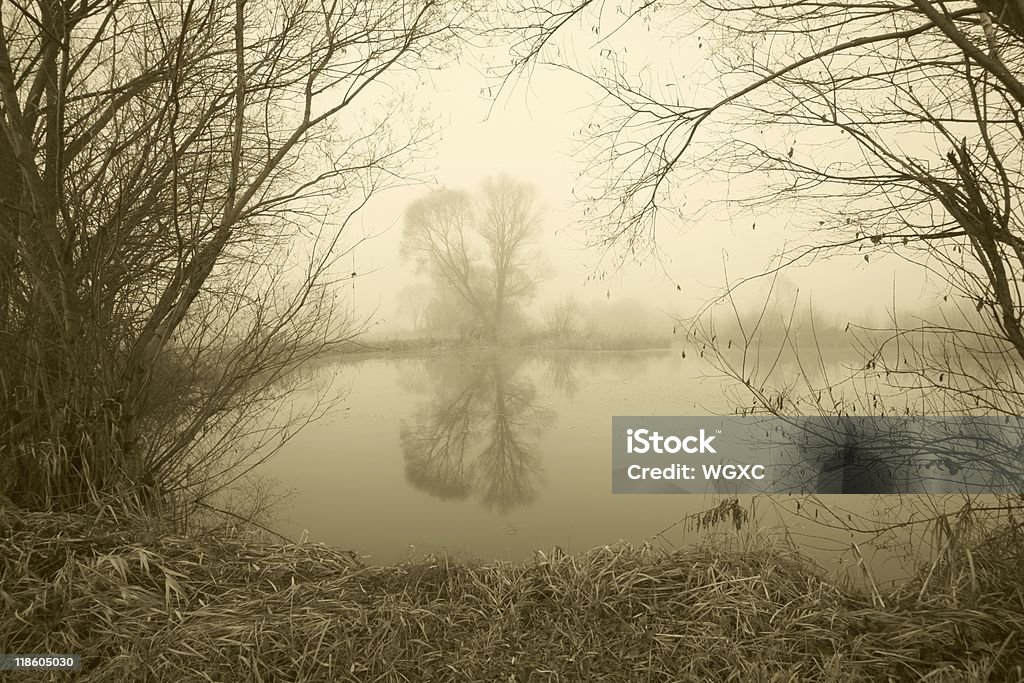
[400,369,488,502]
[400,355,553,513]
[537,351,664,398]
[540,352,580,398]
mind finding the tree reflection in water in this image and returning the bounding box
[540,352,579,398]
[399,353,553,513]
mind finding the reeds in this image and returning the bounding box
[2,506,1022,682]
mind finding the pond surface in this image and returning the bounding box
[262,349,958,585]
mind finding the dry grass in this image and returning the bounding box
[2,507,1023,682]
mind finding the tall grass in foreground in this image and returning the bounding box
[2,507,1022,682]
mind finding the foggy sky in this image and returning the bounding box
[339,16,935,334]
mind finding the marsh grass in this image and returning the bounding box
[1,507,1022,682]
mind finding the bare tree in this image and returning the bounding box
[397,284,433,332]
[544,294,583,337]
[401,175,545,341]
[498,1,1024,415]
[477,175,545,339]
[402,188,491,331]
[0,0,466,513]
[493,0,1024,544]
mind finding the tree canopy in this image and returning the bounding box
[401,175,545,340]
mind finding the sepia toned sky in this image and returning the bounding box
[340,17,936,333]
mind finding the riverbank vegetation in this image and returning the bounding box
[389,286,679,352]
[2,505,1022,682]
[329,332,674,355]
[0,0,468,515]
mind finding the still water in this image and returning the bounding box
[263,349,954,585]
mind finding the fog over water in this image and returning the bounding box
[255,4,997,589]
[265,72,969,577]
[264,350,967,585]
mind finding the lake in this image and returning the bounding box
[261,348,972,586]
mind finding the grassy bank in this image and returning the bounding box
[327,333,675,356]
[2,508,1022,682]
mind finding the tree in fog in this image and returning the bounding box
[425,281,483,337]
[401,175,545,341]
[0,0,466,512]
[397,285,433,333]
[544,295,583,337]
[477,176,547,339]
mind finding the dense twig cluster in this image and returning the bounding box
[0,0,464,512]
